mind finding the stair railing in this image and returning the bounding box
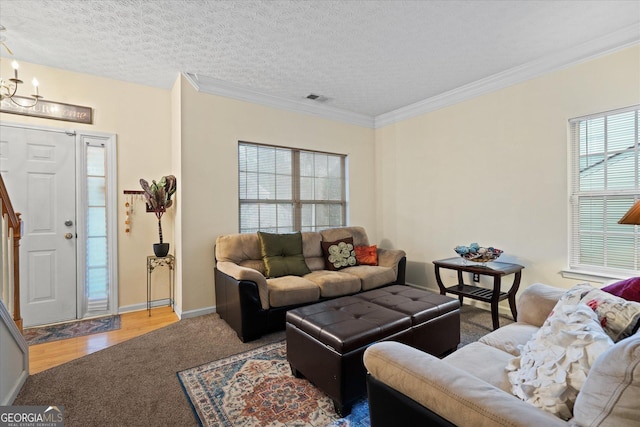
[0,173,22,332]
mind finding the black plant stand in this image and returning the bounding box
[147,255,175,316]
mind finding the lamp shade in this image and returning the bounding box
[618,200,640,225]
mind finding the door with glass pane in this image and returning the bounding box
[0,125,77,326]
[0,125,115,326]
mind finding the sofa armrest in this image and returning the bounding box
[516,283,565,327]
[364,341,566,427]
[377,248,406,282]
[216,261,269,310]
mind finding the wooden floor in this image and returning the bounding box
[28,306,179,374]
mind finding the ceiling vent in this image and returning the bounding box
[306,93,329,102]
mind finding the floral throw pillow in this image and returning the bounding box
[558,283,640,342]
[506,302,614,420]
[321,237,357,271]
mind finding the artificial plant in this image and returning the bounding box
[140,175,177,244]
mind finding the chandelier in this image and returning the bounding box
[0,25,42,108]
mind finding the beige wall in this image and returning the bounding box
[178,77,375,313]
[0,60,173,310]
[3,45,638,317]
[375,45,640,301]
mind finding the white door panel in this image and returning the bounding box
[0,126,76,327]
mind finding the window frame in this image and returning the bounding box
[568,105,640,278]
[238,141,347,233]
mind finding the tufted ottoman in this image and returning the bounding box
[285,285,460,415]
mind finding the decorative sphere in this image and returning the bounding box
[454,245,470,254]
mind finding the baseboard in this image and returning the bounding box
[118,301,216,321]
[405,282,433,291]
[118,299,173,314]
[179,305,216,319]
[461,299,513,317]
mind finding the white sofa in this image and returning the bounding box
[364,283,640,426]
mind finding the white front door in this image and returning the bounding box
[0,126,77,327]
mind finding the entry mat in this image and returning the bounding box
[23,315,121,345]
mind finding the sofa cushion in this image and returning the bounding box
[215,232,262,264]
[572,332,640,426]
[561,283,640,342]
[301,231,325,271]
[258,231,311,278]
[267,276,319,307]
[478,323,539,356]
[506,303,614,420]
[355,245,378,266]
[320,226,370,246]
[304,270,361,298]
[516,283,566,327]
[444,342,513,392]
[304,257,326,271]
[322,237,358,271]
[342,265,396,291]
[602,276,640,303]
[301,231,323,258]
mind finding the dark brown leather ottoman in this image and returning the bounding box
[285,285,460,416]
[355,285,461,356]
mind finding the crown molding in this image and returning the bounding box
[374,24,640,129]
[183,24,639,131]
[182,72,375,129]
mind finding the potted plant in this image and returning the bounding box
[140,175,177,257]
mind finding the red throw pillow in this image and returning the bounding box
[602,277,640,303]
[355,245,378,266]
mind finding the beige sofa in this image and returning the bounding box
[364,283,640,426]
[214,226,406,342]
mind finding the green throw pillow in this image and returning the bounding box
[257,231,311,278]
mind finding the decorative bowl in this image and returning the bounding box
[454,243,503,263]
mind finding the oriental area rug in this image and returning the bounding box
[23,315,121,345]
[177,340,369,427]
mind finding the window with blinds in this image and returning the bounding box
[569,106,640,275]
[238,142,346,233]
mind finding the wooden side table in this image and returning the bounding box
[433,257,524,330]
[147,255,175,316]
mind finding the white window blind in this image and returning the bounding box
[569,106,640,275]
[238,142,346,233]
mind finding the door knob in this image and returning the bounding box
[65,220,73,226]
[64,233,73,239]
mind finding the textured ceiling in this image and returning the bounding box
[0,0,639,120]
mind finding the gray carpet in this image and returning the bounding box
[459,304,514,346]
[14,304,512,426]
